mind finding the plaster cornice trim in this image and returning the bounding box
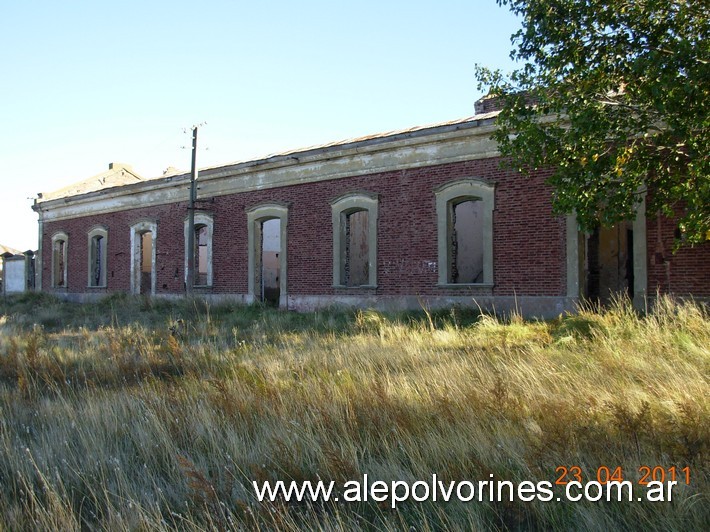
[35,119,501,222]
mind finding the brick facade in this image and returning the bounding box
[34,113,709,314]
[646,212,710,297]
[40,159,568,301]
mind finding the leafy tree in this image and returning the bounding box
[476,0,709,245]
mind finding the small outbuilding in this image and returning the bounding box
[1,246,35,295]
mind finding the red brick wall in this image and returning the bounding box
[41,202,189,294]
[41,159,568,297]
[646,212,710,297]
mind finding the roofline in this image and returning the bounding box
[37,164,145,204]
[33,112,500,215]
[197,112,498,177]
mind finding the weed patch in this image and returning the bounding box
[0,295,707,529]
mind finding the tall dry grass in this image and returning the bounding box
[0,293,707,530]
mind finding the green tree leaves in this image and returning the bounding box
[476,0,709,245]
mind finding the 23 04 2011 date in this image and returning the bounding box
[555,466,691,486]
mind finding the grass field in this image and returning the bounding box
[0,293,707,530]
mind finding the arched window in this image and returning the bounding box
[51,232,69,288]
[331,192,378,287]
[87,226,108,287]
[435,179,495,286]
[184,213,213,287]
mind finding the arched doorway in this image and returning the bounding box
[247,204,288,308]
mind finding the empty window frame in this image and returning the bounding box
[435,179,494,286]
[331,192,378,287]
[87,226,108,287]
[195,225,208,286]
[51,232,68,288]
[184,213,213,287]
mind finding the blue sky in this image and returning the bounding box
[0,1,520,250]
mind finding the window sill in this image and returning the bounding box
[87,285,108,289]
[332,284,378,289]
[191,285,214,292]
[437,283,495,289]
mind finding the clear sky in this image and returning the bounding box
[0,0,520,251]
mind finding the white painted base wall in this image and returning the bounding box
[3,260,26,293]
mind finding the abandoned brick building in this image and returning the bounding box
[32,98,709,316]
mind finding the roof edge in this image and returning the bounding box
[34,111,500,211]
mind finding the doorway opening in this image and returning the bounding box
[586,222,634,305]
[449,199,484,284]
[258,218,281,305]
[247,204,287,308]
[130,221,157,296]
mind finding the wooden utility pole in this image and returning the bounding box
[186,125,199,294]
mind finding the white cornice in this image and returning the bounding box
[35,119,501,222]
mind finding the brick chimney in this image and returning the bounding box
[108,162,133,171]
[474,94,505,114]
[475,91,538,114]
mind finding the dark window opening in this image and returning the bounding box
[53,239,66,287]
[90,235,105,287]
[140,231,153,295]
[194,224,208,286]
